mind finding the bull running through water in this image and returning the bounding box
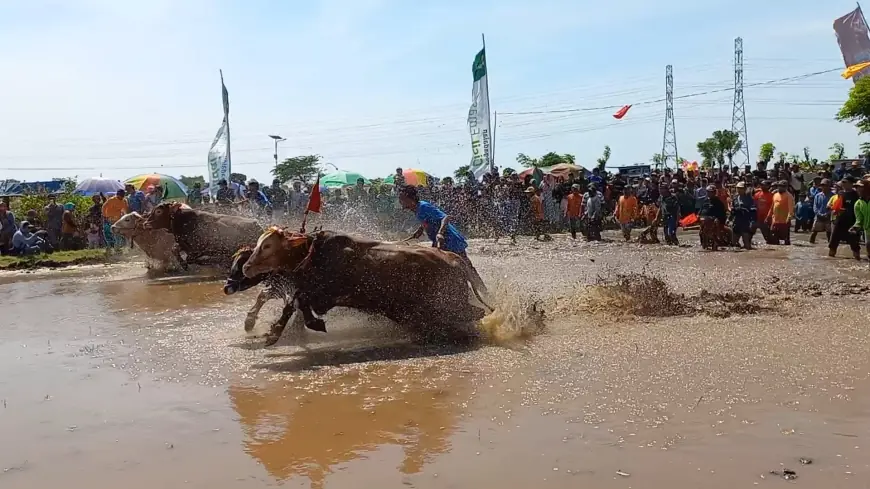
[238,227,493,346]
[223,246,297,335]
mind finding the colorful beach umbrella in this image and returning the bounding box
[320,170,368,189]
[385,168,431,187]
[124,174,189,201]
[74,177,124,196]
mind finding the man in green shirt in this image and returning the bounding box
[850,180,870,262]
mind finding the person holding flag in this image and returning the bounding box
[397,185,488,294]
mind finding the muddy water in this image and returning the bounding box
[2,234,870,488]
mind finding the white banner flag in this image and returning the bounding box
[467,48,492,179]
[207,118,230,196]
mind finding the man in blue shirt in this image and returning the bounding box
[810,178,834,244]
[398,185,487,294]
[124,184,146,214]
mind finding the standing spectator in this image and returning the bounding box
[526,186,549,241]
[766,180,795,245]
[730,181,756,250]
[102,189,128,251]
[244,180,272,219]
[829,177,861,260]
[565,184,583,240]
[125,184,145,214]
[87,194,105,247]
[656,184,681,246]
[215,179,236,210]
[583,184,603,241]
[44,195,64,248]
[850,180,870,262]
[753,180,774,244]
[187,182,203,208]
[0,200,17,253]
[615,186,638,241]
[795,194,814,233]
[266,179,288,221]
[60,203,80,250]
[810,179,834,244]
[394,168,406,188]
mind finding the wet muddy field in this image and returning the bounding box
[1,231,869,488]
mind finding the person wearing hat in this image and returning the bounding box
[583,183,604,241]
[829,176,861,259]
[849,160,864,179]
[810,178,834,244]
[849,179,870,262]
[11,220,50,256]
[730,181,756,249]
[765,180,795,245]
[565,183,583,240]
[244,179,273,219]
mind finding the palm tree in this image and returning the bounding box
[453,165,471,183]
[650,153,665,168]
[829,142,846,161]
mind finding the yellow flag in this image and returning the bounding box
[842,61,870,79]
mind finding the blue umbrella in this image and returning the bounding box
[74,177,124,196]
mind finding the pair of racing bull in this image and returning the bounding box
[134,202,492,346]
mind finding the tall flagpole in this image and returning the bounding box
[492,111,498,172]
[481,33,494,174]
[220,70,232,181]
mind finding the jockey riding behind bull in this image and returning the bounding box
[398,185,489,296]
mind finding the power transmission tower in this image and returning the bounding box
[661,64,678,169]
[731,37,749,168]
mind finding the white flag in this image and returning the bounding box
[467,48,492,179]
[207,118,230,196]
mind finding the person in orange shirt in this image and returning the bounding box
[752,180,774,244]
[525,186,550,241]
[614,185,639,241]
[765,180,795,245]
[564,184,583,240]
[102,189,128,250]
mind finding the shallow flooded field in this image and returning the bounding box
[2,232,869,488]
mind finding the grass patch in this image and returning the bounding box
[0,249,111,270]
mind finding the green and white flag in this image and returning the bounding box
[467,48,492,179]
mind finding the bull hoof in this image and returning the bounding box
[244,315,257,332]
[305,318,327,333]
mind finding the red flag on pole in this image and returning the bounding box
[299,175,322,233]
[307,175,322,214]
[613,105,632,119]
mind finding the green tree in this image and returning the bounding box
[860,141,870,160]
[759,142,776,165]
[272,155,322,183]
[540,152,568,167]
[650,153,665,167]
[453,164,471,183]
[776,152,789,165]
[502,167,516,177]
[837,76,870,133]
[829,142,846,161]
[516,153,539,167]
[711,129,741,170]
[596,145,611,171]
[179,175,206,188]
[697,138,717,169]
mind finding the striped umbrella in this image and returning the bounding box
[384,168,431,187]
[124,174,189,201]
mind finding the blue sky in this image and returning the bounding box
[0,0,863,183]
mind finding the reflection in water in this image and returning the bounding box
[99,276,229,312]
[230,364,469,488]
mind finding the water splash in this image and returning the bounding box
[476,281,545,343]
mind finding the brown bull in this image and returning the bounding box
[111,212,183,271]
[142,202,263,268]
[242,228,492,346]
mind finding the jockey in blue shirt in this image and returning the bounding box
[398,184,488,293]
